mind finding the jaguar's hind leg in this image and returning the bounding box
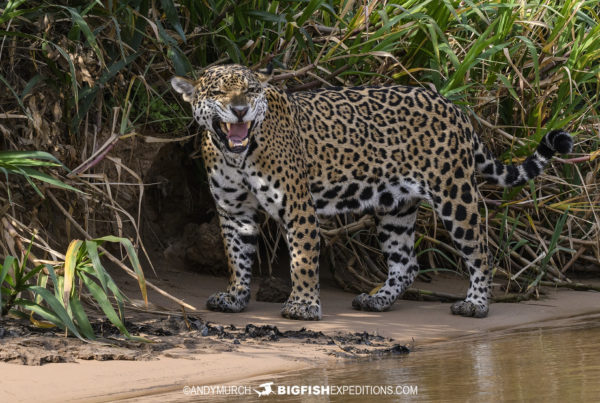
[352,202,419,311]
[433,185,491,318]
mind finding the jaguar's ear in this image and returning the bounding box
[171,76,196,103]
[255,62,273,86]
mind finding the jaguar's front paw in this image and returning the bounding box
[450,300,488,318]
[206,291,249,313]
[280,300,322,321]
[351,293,392,312]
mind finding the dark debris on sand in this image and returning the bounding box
[0,316,409,365]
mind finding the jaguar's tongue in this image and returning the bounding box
[222,121,251,150]
[227,122,249,142]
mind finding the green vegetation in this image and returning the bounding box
[0,235,146,340]
[1,0,598,312]
[0,151,80,197]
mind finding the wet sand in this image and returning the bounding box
[1,271,598,402]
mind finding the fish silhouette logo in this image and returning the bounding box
[254,382,275,396]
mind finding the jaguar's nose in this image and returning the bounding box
[231,105,249,121]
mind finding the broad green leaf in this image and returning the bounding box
[45,264,61,299]
[84,240,109,292]
[77,261,127,320]
[0,151,62,165]
[35,272,49,305]
[70,296,95,340]
[80,272,130,337]
[29,286,85,340]
[15,299,65,328]
[94,236,147,305]
[17,166,81,193]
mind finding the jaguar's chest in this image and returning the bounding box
[209,162,285,219]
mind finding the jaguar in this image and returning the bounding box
[171,64,572,321]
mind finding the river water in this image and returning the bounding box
[133,314,600,402]
[238,315,600,402]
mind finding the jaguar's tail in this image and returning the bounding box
[474,130,573,187]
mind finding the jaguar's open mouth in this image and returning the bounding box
[213,119,253,153]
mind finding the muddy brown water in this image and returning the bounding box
[127,315,600,402]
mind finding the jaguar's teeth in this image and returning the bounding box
[227,138,249,149]
[225,122,231,132]
[245,121,251,129]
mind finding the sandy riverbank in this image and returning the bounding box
[1,271,598,402]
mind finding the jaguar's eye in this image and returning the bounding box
[211,89,225,96]
[247,86,261,94]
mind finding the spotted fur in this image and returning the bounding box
[171,65,572,321]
